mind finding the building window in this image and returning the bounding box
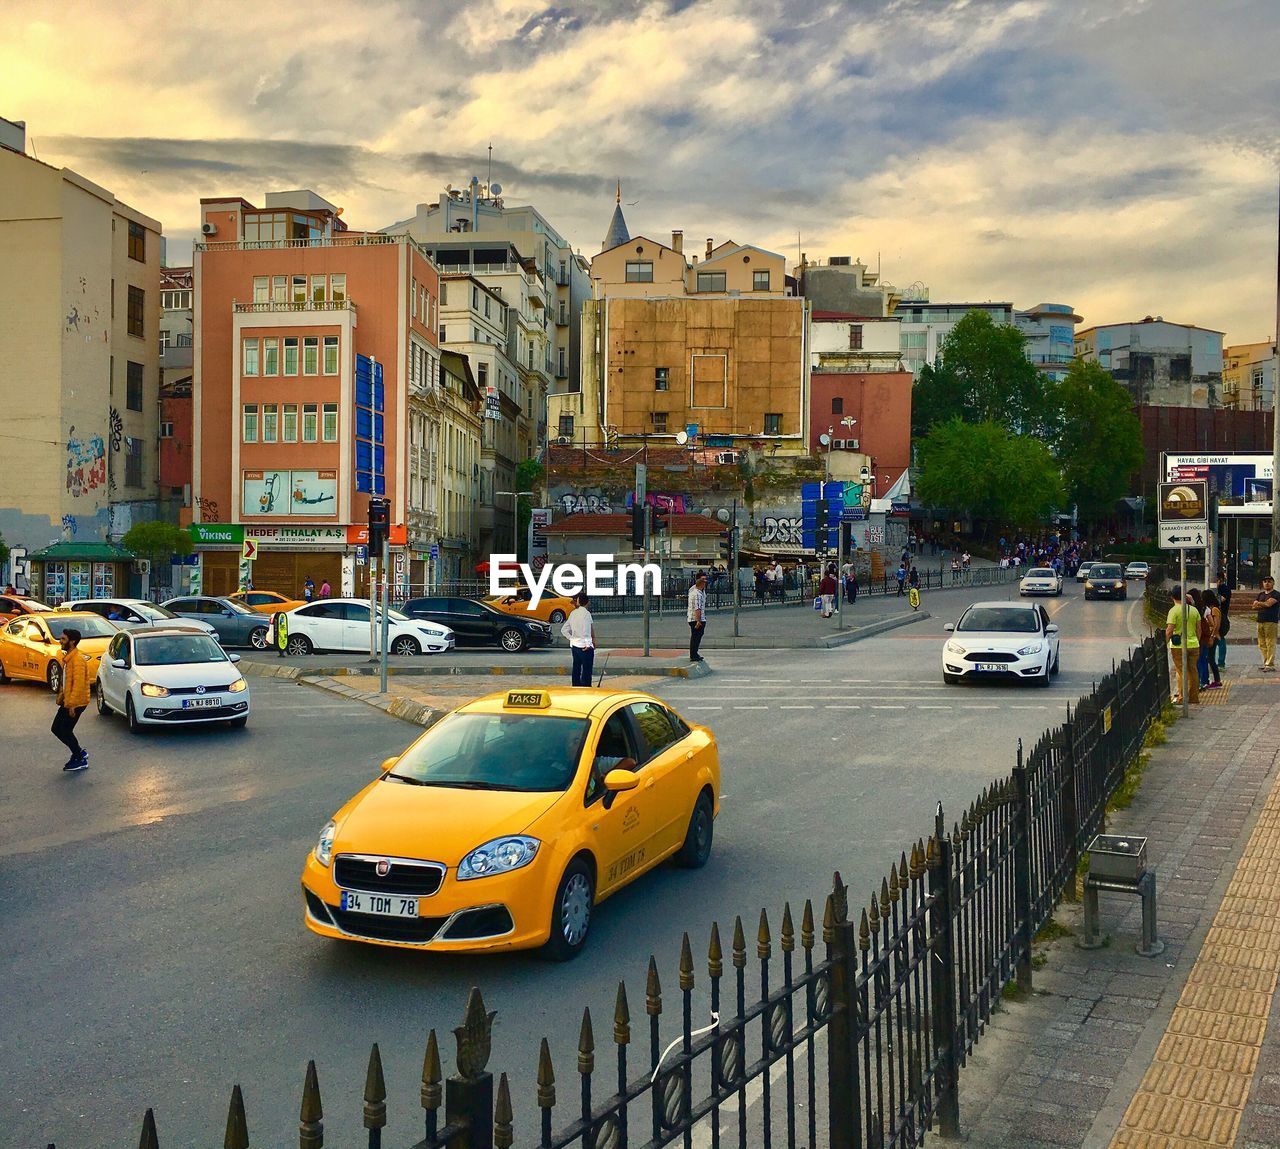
[283,337,299,375]
[126,361,144,412]
[831,397,844,414]
[323,336,339,375]
[261,404,278,443]
[655,367,669,391]
[160,421,173,439]
[127,286,145,337]
[330,274,346,303]
[696,272,727,293]
[322,403,338,442]
[272,275,288,303]
[439,325,446,343]
[159,329,170,357]
[651,411,668,432]
[849,324,863,350]
[625,261,653,283]
[763,413,782,435]
[303,337,319,375]
[125,437,143,487]
[243,338,260,376]
[282,404,297,442]
[753,270,770,291]
[311,274,326,303]
[558,414,574,438]
[252,276,269,303]
[160,289,192,310]
[263,337,279,375]
[128,220,145,262]
[292,275,307,304]
[439,280,448,306]
[302,403,318,442]
[242,405,258,443]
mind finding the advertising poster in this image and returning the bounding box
[242,470,290,515]
[290,469,338,514]
[1165,454,1273,516]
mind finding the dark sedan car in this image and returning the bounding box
[1083,563,1128,601]
[399,597,554,652]
[162,595,272,649]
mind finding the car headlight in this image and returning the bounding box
[945,640,966,655]
[457,835,540,880]
[1017,642,1044,656]
[227,677,247,693]
[140,682,170,697]
[1084,581,1093,589]
[314,819,337,866]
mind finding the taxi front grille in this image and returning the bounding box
[334,855,445,897]
[330,908,448,943]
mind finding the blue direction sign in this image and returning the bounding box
[355,544,368,565]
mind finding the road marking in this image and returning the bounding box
[871,704,907,710]
[779,705,815,710]
[1011,705,1050,709]
[733,705,768,710]
[917,705,953,709]
[825,704,861,709]
[961,705,1000,709]
[687,706,723,711]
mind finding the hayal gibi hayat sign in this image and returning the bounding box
[488,554,661,609]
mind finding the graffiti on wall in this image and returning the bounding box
[623,492,688,512]
[61,514,78,538]
[557,493,613,516]
[109,407,123,452]
[195,496,220,521]
[65,427,107,497]
[760,516,802,547]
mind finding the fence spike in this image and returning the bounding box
[139,1108,159,1149]
[454,987,497,1080]
[578,1007,596,1075]
[300,1059,323,1149]
[781,902,796,952]
[646,955,663,1015]
[537,1037,557,1109]
[868,893,881,934]
[801,899,815,950]
[757,908,772,959]
[822,893,836,944]
[224,1083,249,1149]
[832,871,849,922]
[708,921,724,977]
[732,916,747,968]
[363,1044,387,1131]
[679,932,695,991]
[899,850,910,890]
[859,907,871,952]
[888,862,900,903]
[494,1073,514,1149]
[880,876,892,917]
[614,981,631,1045]
[926,836,940,868]
[420,1029,442,1112]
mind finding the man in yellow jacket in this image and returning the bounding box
[53,627,91,772]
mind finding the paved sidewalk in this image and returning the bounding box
[957,668,1280,1149]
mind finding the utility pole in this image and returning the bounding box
[642,503,652,657]
[367,554,378,662]
[1180,546,1189,719]
[732,497,740,638]
[1272,172,1280,583]
[379,537,391,693]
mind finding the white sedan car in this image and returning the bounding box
[96,627,250,732]
[276,598,455,656]
[1019,567,1063,596]
[61,597,219,640]
[943,601,1060,687]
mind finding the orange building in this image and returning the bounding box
[192,191,439,597]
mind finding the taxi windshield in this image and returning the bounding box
[134,634,227,665]
[45,615,117,639]
[389,712,590,793]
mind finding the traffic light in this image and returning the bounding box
[815,498,830,534]
[652,506,670,535]
[368,496,390,554]
[718,528,735,561]
[631,504,645,549]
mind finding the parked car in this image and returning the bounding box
[96,627,250,732]
[0,610,119,693]
[1019,567,1063,597]
[0,594,51,622]
[1083,564,1128,601]
[942,601,1060,687]
[1124,561,1150,580]
[59,597,219,639]
[483,592,576,625]
[278,598,454,656]
[401,597,555,652]
[230,589,308,615]
[162,595,273,649]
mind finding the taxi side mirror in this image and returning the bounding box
[379,756,399,773]
[604,763,639,792]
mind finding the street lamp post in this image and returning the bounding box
[496,490,537,557]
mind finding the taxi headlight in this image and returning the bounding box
[1017,642,1045,656]
[314,819,337,867]
[140,682,170,697]
[457,835,540,880]
[945,640,966,655]
[227,677,247,693]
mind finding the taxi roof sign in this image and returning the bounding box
[505,690,551,710]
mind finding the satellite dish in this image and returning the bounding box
[445,183,453,193]
[489,182,502,196]
[819,433,831,446]
[675,430,688,445]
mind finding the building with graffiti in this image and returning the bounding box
[0,117,163,595]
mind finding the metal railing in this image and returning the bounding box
[232,299,354,313]
[68,637,1169,1149]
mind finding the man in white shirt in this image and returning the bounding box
[561,593,596,686]
[687,573,708,663]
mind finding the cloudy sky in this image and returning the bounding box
[5,0,1277,342]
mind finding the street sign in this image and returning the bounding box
[1158,523,1208,549]
[1157,480,1208,551]
[242,539,258,561]
[355,544,367,565]
[635,463,647,504]
[429,543,439,561]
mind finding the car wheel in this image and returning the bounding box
[1037,663,1052,688]
[96,685,111,716]
[249,626,269,650]
[391,636,420,657]
[227,716,248,729]
[285,635,313,656]
[943,673,958,685]
[499,628,526,653]
[549,609,567,624]
[46,660,61,696]
[1052,651,1060,675]
[0,659,7,684]
[126,694,143,734]
[543,857,594,962]
[676,792,715,869]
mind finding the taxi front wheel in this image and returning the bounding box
[543,857,594,962]
[676,792,715,869]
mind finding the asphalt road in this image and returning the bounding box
[1,580,1148,1148]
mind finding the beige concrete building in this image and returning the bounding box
[0,117,162,588]
[1222,340,1277,411]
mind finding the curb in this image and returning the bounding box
[242,659,710,680]
[298,674,445,728]
[241,662,302,680]
[817,610,931,647]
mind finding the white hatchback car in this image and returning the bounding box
[62,598,219,640]
[1124,561,1150,580]
[1019,567,1063,596]
[943,601,1060,687]
[277,598,455,656]
[96,627,250,732]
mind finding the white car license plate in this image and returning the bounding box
[340,891,419,917]
[182,696,222,709]
[975,663,1005,672]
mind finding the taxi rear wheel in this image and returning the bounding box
[46,660,61,696]
[544,857,594,962]
[677,791,715,869]
[549,609,567,624]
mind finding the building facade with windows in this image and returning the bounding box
[158,265,194,514]
[1222,341,1276,411]
[0,118,162,598]
[192,189,439,597]
[1014,302,1082,381]
[1075,318,1225,407]
[428,350,483,582]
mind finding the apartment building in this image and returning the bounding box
[1014,302,1082,382]
[192,189,439,597]
[1075,317,1225,407]
[1222,340,1277,411]
[430,351,483,582]
[0,117,162,599]
[158,265,194,509]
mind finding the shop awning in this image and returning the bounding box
[27,541,136,562]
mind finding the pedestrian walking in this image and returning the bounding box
[818,569,837,617]
[561,592,596,687]
[1165,584,1200,704]
[51,627,91,771]
[1201,589,1223,688]
[895,562,908,596]
[319,578,331,597]
[846,568,858,604]
[1216,580,1232,668]
[302,575,315,602]
[1250,575,1280,671]
[687,573,707,662]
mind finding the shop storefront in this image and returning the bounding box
[27,541,137,605]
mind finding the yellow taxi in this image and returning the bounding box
[302,687,720,959]
[230,589,307,614]
[483,592,576,625]
[0,610,118,694]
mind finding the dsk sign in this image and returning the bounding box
[1157,480,1208,550]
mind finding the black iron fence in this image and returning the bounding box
[68,636,1168,1149]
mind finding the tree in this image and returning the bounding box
[915,419,1063,528]
[513,459,545,561]
[0,531,9,571]
[1054,358,1143,521]
[122,521,193,563]
[912,310,1056,440]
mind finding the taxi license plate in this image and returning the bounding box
[182,697,222,709]
[341,891,419,918]
[975,663,1005,672]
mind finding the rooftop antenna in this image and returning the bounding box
[487,143,493,195]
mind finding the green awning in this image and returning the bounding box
[27,541,136,562]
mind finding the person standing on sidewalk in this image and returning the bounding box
[1165,584,1200,704]
[51,627,91,772]
[1201,589,1223,688]
[561,593,596,687]
[1250,575,1280,671]
[818,568,837,617]
[687,573,707,663]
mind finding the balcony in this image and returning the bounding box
[196,232,431,257]
[233,299,355,314]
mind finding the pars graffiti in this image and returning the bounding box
[65,426,107,497]
[557,493,613,515]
